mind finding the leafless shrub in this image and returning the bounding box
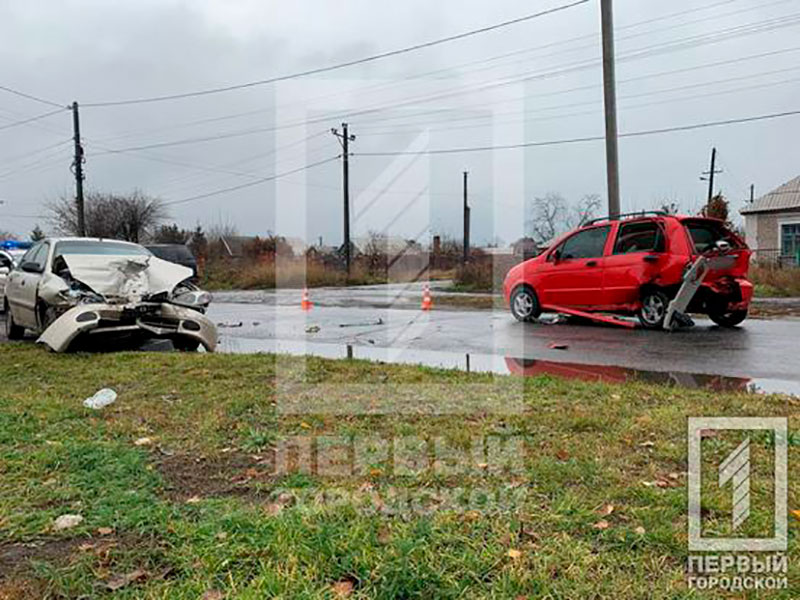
[48,190,167,242]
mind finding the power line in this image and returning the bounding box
[164,155,341,207]
[0,85,65,109]
[0,107,69,132]
[0,139,72,166]
[82,1,589,108]
[85,0,781,145]
[95,13,800,155]
[89,130,328,179]
[354,108,800,156]
[326,12,800,132]
[353,45,800,135]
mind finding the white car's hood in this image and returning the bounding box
[62,254,193,301]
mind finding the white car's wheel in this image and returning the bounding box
[4,300,24,340]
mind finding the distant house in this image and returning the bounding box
[512,237,539,260]
[741,176,800,264]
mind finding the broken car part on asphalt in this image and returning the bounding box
[4,238,217,353]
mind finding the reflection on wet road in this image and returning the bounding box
[208,302,800,396]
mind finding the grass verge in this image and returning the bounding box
[0,344,797,598]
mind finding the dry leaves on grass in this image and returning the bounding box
[332,580,355,597]
[635,526,646,535]
[596,504,615,516]
[105,569,148,591]
[201,591,225,600]
[96,527,114,536]
[791,509,800,521]
[52,514,83,531]
[507,548,522,559]
[593,520,611,530]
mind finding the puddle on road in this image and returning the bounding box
[217,337,799,396]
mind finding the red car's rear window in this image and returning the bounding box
[682,219,745,253]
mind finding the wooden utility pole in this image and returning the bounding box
[332,123,356,276]
[750,184,755,204]
[463,171,470,264]
[701,147,723,205]
[71,101,86,236]
[600,0,621,220]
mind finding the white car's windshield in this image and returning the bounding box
[54,241,152,256]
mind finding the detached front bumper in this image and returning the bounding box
[38,302,218,353]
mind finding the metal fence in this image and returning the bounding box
[750,249,799,268]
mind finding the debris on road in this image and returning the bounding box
[83,388,117,410]
[338,318,384,328]
[305,325,321,334]
[217,321,244,328]
[53,514,83,531]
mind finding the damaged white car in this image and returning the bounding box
[3,238,217,352]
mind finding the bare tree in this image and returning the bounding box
[566,194,601,229]
[659,201,681,215]
[527,193,603,243]
[48,190,167,242]
[153,223,190,244]
[526,193,567,244]
[363,231,388,276]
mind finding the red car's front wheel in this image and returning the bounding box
[510,286,541,322]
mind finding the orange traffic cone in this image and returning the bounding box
[301,288,313,311]
[421,284,433,311]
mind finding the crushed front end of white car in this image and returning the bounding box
[36,254,217,353]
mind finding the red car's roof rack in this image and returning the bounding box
[582,210,668,227]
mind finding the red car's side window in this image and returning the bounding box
[613,220,666,255]
[553,226,611,260]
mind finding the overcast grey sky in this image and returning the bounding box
[1,0,799,245]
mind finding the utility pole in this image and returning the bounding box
[700,147,723,205]
[332,123,356,276]
[463,171,470,264]
[600,0,621,220]
[71,101,86,237]
[750,184,755,204]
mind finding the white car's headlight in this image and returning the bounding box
[172,290,212,308]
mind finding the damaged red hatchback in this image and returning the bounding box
[503,212,753,329]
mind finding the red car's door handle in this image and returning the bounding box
[586,260,598,267]
[643,255,659,263]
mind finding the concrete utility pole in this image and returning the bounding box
[463,171,470,264]
[701,147,723,205]
[600,0,621,220]
[71,101,86,236]
[332,123,356,276]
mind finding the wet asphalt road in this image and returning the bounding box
[3,282,800,393]
[208,298,800,391]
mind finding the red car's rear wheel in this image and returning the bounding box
[708,309,748,328]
